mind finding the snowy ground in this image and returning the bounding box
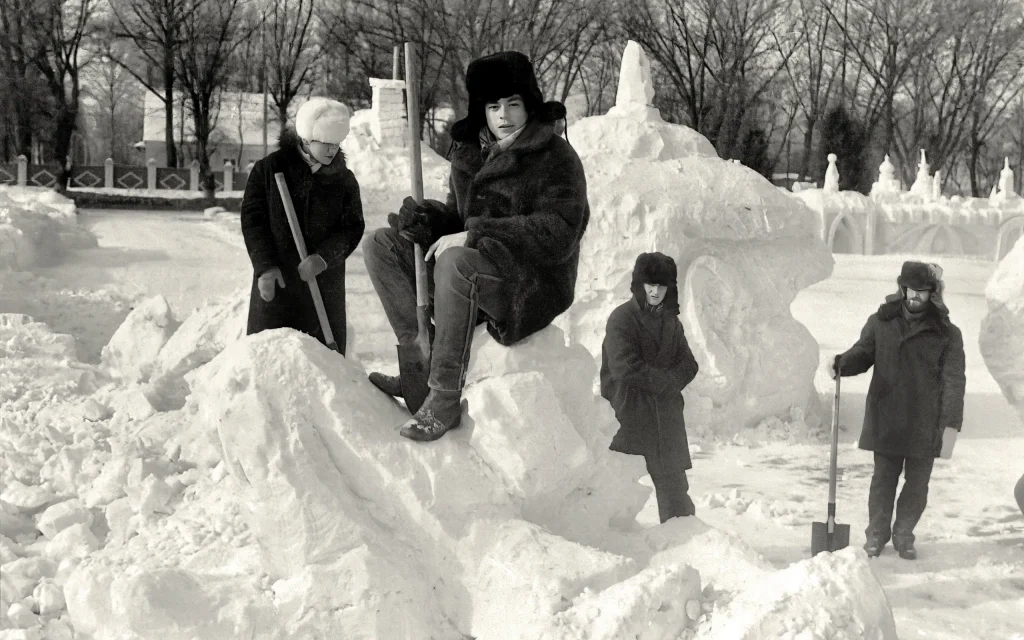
[2,203,1018,638]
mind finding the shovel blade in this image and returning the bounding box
[397,343,430,414]
[811,521,851,556]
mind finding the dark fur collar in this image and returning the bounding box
[278,126,348,174]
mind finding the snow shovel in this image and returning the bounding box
[395,41,431,414]
[812,356,850,556]
[273,172,340,353]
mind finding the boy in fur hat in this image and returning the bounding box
[363,51,590,442]
[241,97,364,352]
[832,260,966,559]
[600,252,700,523]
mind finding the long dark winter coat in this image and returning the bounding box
[600,254,700,470]
[838,295,966,458]
[418,103,590,346]
[240,128,364,347]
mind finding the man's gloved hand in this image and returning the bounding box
[258,267,285,302]
[831,354,842,379]
[298,254,328,282]
[387,197,448,248]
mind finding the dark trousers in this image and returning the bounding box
[866,452,935,547]
[363,227,509,392]
[645,455,696,523]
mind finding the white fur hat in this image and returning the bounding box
[295,98,351,144]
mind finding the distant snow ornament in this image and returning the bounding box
[608,40,659,121]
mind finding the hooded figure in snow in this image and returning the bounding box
[240,98,364,351]
[363,51,590,442]
[833,260,966,560]
[601,252,700,523]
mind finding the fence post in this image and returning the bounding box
[190,160,200,191]
[17,155,27,186]
[104,158,114,188]
[223,160,234,193]
[146,158,157,191]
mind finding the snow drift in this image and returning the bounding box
[980,236,1024,422]
[0,186,96,271]
[557,42,833,439]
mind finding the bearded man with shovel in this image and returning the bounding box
[241,98,364,353]
[364,50,590,442]
[833,261,966,560]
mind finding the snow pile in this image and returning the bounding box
[980,236,1024,422]
[558,41,833,439]
[101,296,180,383]
[705,547,898,639]
[342,109,450,204]
[0,186,96,270]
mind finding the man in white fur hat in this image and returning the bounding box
[241,97,364,352]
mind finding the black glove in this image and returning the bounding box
[832,354,842,379]
[387,196,447,248]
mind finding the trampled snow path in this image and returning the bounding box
[7,208,1024,638]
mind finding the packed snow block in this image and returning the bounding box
[0,502,36,540]
[0,187,95,271]
[35,499,93,539]
[192,329,654,637]
[64,563,283,640]
[980,237,1024,422]
[151,289,246,386]
[706,547,897,640]
[459,517,638,639]
[558,88,832,439]
[645,521,775,595]
[101,295,179,383]
[530,562,702,640]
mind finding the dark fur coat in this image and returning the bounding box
[240,128,365,347]
[838,296,966,458]
[420,104,589,346]
[600,254,699,468]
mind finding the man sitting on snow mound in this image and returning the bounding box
[832,261,966,560]
[600,253,700,523]
[364,51,590,442]
[241,98,364,353]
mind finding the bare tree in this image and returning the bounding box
[29,0,97,188]
[777,0,839,177]
[83,43,141,163]
[266,0,318,128]
[824,0,947,176]
[109,0,202,167]
[0,0,40,159]
[621,0,799,159]
[175,0,251,196]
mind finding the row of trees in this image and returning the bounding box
[1,0,1023,196]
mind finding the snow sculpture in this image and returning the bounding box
[870,154,900,196]
[608,40,659,120]
[557,42,832,438]
[980,236,1024,422]
[909,149,932,198]
[991,157,1018,204]
[823,153,840,193]
[368,78,407,148]
[932,170,942,200]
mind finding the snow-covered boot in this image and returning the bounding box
[399,389,463,442]
[368,372,403,399]
[863,539,884,557]
[894,540,917,560]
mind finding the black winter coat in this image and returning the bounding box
[240,129,364,347]
[420,111,590,346]
[839,297,966,458]
[601,295,700,468]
